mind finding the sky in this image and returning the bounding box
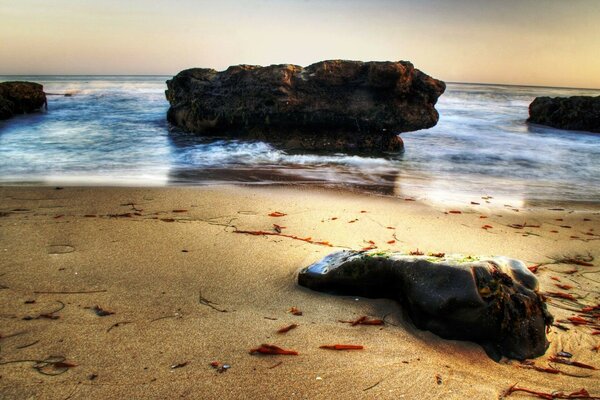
[1,0,599,88]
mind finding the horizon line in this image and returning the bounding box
[1,74,599,91]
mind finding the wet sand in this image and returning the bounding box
[0,185,599,399]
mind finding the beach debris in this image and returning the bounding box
[555,284,574,290]
[448,210,462,214]
[548,356,596,370]
[339,316,384,326]
[518,360,592,378]
[121,202,143,212]
[92,305,115,317]
[387,240,396,244]
[33,289,106,294]
[234,229,333,247]
[0,356,77,376]
[544,292,578,301]
[503,384,599,399]
[160,218,176,222]
[319,344,364,350]
[172,209,188,213]
[430,252,445,258]
[209,361,230,373]
[566,316,591,326]
[250,344,298,356]
[299,251,553,360]
[15,340,40,349]
[198,290,229,313]
[363,379,384,391]
[267,361,283,369]
[550,254,594,267]
[557,351,573,358]
[409,249,424,256]
[108,212,134,218]
[528,264,541,273]
[482,224,493,230]
[150,311,183,323]
[170,361,189,369]
[47,244,76,254]
[348,219,359,223]
[436,374,443,384]
[288,306,303,316]
[277,324,298,334]
[268,211,287,217]
[106,321,133,333]
[273,224,285,233]
[23,301,65,320]
[0,331,26,340]
[361,240,377,251]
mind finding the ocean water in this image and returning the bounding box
[1,75,599,206]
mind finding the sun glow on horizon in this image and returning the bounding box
[1,0,599,89]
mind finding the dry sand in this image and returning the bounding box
[0,185,598,399]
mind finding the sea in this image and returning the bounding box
[1,75,599,207]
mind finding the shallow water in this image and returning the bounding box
[0,76,599,205]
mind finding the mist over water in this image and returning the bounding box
[0,76,599,205]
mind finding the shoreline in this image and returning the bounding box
[1,181,599,212]
[1,185,599,399]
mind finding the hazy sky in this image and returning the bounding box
[1,0,599,88]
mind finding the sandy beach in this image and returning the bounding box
[0,185,599,399]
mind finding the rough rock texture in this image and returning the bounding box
[166,60,445,152]
[528,95,600,133]
[0,81,47,120]
[298,251,553,361]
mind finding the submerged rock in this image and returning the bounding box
[0,81,47,120]
[298,251,552,360]
[165,60,445,152]
[528,95,600,133]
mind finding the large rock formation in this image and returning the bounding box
[166,60,445,152]
[298,251,553,361]
[528,95,600,133]
[0,81,47,120]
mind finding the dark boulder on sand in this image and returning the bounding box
[528,95,600,133]
[0,81,47,120]
[299,251,553,361]
[165,60,445,152]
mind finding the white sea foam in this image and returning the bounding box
[0,76,599,204]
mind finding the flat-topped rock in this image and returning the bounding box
[298,251,553,360]
[0,81,47,120]
[528,95,600,133]
[166,60,445,152]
